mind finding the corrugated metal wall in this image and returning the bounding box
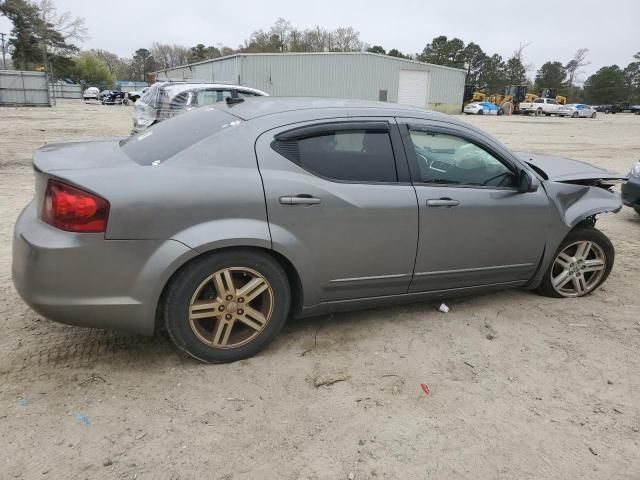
[0,70,51,106]
[50,82,82,99]
[155,53,465,114]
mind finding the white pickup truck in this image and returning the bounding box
[519,97,560,116]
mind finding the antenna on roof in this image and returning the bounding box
[226,97,244,106]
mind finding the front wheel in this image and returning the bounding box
[572,112,579,118]
[477,109,484,115]
[591,112,597,118]
[537,226,614,298]
[164,250,291,363]
[536,108,543,116]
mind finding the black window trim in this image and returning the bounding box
[270,120,411,185]
[399,122,521,191]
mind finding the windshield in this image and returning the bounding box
[121,107,239,165]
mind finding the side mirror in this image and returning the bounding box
[517,169,539,193]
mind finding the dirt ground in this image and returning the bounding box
[1,101,639,480]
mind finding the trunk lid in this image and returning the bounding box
[33,138,132,172]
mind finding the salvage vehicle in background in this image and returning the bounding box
[132,81,268,133]
[127,86,149,103]
[595,102,638,114]
[622,160,640,214]
[463,101,503,115]
[557,104,597,118]
[13,97,624,363]
[519,97,560,116]
[82,87,99,101]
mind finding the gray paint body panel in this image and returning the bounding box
[12,98,622,334]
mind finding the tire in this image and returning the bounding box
[497,109,504,116]
[572,112,579,118]
[604,108,610,114]
[164,249,291,363]
[537,226,614,298]
[477,109,484,115]
[536,108,543,116]
[634,208,640,215]
[591,112,597,118]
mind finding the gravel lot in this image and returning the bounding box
[1,101,639,479]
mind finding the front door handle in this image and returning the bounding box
[426,198,460,207]
[279,195,322,206]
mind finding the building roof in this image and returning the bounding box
[153,51,466,75]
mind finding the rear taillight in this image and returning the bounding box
[42,179,109,233]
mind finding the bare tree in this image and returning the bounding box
[33,0,88,52]
[565,48,590,92]
[151,42,190,69]
[269,18,292,52]
[332,26,362,52]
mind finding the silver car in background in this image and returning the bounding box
[13,98,624,363]
[557,104,597,118]
[132,81,268,132]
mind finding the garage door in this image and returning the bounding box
[397,70,430,108]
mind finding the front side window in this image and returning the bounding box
[272,128,397,183]
[534,98,544,103]
[408,130,516,188]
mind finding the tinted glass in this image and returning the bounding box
[121,107,237,165]
[274,130,397,182]
[409,131,515,188]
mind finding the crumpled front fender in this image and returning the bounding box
[543,181,622,228]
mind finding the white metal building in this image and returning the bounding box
[154,52,466,114]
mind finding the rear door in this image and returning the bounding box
[255,118,419,306]
[398,119,551,292]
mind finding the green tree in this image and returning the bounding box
[72,52,113,85]
[534,61,567,91]
[188,43,221,63]
[477,54,507,91]
[0,0,44,69]
[387,48,409,59]
[367,45,386,54]
[1,0,85,71]
[505,55,527,85]
[461,42,485,85]
[131,48,156,81]
[418,35,465,68]
[623,61,640,102]
[584,66,626,103]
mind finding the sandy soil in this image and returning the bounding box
[1,101,639,480]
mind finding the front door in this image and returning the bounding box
[255,118,418,306]
[399,120,552,292]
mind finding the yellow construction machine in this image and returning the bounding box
[539,88,567,105]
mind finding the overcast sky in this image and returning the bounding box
[2,0,639,81]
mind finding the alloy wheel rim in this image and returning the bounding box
[188,267,274,349]
[550,241,606,297]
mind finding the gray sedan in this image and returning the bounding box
[557,104,597,118]
[13,98,624,362]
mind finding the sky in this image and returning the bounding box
[2,0,639,81]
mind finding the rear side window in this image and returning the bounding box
[272,128,397,183]
[121,107,239,165]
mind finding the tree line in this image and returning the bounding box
[1,2,638,103]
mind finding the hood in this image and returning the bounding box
[516,152,625,184]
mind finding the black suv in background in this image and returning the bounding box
[595,102,640,114]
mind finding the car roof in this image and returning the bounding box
[214,96,452,122]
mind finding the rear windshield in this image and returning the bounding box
[120,107,239,165]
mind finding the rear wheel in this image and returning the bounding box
[591,112,597,118]
[165,250,291,363]
[477,109,484,115]
[536,108,543,116]
[537,226,614,298]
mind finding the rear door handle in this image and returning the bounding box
[426,198,460,207]
[279,195,322,205]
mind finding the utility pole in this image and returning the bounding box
[0,33,7,70]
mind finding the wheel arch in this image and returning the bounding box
[154,245,304,333]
